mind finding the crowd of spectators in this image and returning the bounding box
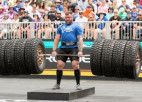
[0,0,142,39]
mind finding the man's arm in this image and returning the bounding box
[77,35,83,52]
[52,34,61,51]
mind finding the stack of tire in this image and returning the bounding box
[90,39,141,79]
[0,39,45,75]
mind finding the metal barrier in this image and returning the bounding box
[0,21,142,40]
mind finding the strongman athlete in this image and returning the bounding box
[52,11,83,90]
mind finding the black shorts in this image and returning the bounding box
[57,47,79,63]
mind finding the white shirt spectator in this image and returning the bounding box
[24,5,32,13]
[75,16,88,29]
[116,0,133,7]
[29,11,41,20]
[78,0,88,11]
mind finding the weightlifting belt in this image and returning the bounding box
[61,41,77,46]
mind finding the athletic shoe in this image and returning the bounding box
[52,84,60,90]
[76,84,82,90]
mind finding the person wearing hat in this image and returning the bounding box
[106,7,114,20]
[122,10,134,39]
[53,10,65,34]
[0,5,5,20]
[0,12,11,39]
[14,0,23,13]
[134,10,142,39]
[83,5,94,20]
[94,11,108,39]
[67,0,77,12]
[88,0,97,15]
[131,5,139,20]
[24,0,32,13]
[55,0,63,12]
[109,9,122,39]
[73,6,80,20]
[98,0,109,14]
[118,7,127,19]
[75,11,88,30]
[8,6,17,20]
[19,10,32,39]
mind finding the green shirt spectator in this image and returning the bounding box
[118,7,127,19]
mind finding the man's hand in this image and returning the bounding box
[78,51,83,57]
[52,51,57,57]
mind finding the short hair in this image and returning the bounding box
[65,11,73,15]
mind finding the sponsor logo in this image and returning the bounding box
[46,56,90,63]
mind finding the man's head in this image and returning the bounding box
[56,10,62,18]
[55,0,61,7]
[122,0,126,5]
[119,7,125,13]
[86,5,92,12]
[8,6,14,13]
[114,9,119,17]
[16,0,21,6]
[32,3,37,11]
[67,0,72,6]
[108,7,114,13]
[3,13,9,20]
[25,0,29,5]
[50,4,56,11]
[88,0,93,5]
[132,6,137,12]
[24,11,29,17]
[79,11,83,18]
[75,6,79,13]
[65,11,73,25]
[127,11,131,18]
[101,0,106,5]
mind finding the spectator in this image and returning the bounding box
[131,5,138,20]
[92,0,101,6]
[94,11,108,39]
[14,0,23,13]
[32,14,40,38]
[0,13,11,39]
[85,14,95,39]
[20,0,25,7]
[106,7,114,20]
[98,0,109,13]
[8,6,17,20]
[30,0,39,6]
[44,0,52,9]
[29,3,41,19]
[119,0,130,12]
[3,0,9,7]
[55,0,63,12]
[18,7,25,18]
[88,0,97,15]
[109,9,122,39]
[38,14,52,39]
[19,11,32,39]
[134,10,142,39]
[112,0,118,10]
[38,1,45,17]
[73,6,80,20]
[122,10,134,39]
[24,0,32,13]
[0,5,5,20]
[53,10,65,33]
[83,5,94,20]
[136,2,142,10]
[118,7,127,19]
[78,0,88,11]
[48,4,57,21]
[75,11,88,30]
[11,13,20,39]
[62,5,68,19]
[67,0,77,12]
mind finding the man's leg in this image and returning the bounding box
[72,60,82,90]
